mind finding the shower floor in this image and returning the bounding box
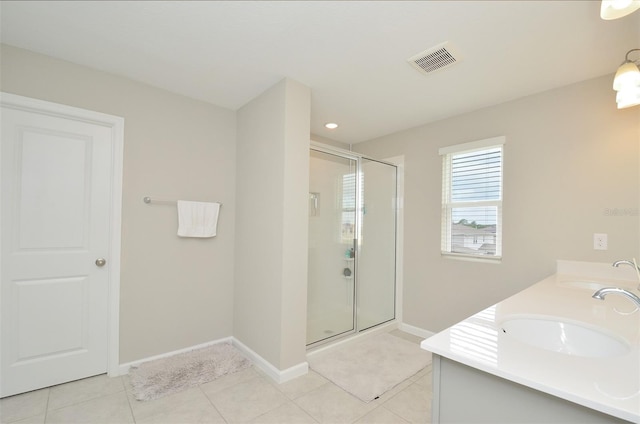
[307,308,394,346]
[306,308,354,345]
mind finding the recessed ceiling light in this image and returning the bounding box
[324,122,338,129]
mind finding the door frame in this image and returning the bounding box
[0,92,124,377]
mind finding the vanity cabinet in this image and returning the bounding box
[431,355,632,423]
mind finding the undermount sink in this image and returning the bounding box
[557,281,610,291]
[500,317,630,358]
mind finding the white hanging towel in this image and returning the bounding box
[177,200,221,238]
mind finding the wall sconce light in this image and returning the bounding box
[600,0,640,20]
[613,49,640,109]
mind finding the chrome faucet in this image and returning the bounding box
[592,287,640,308]
[612,259,640,290]
[612,260,640,273]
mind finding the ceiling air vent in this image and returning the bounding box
[407,42,461,75]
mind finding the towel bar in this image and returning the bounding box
[143,196,222,206]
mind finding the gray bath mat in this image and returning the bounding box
[308,332,431,402]
[129,342,252,401]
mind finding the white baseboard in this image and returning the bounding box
[399,322,435,340]
[116,336,308,385]
[116,336,233,376]
[232,338,308,384]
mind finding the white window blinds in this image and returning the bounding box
[440,137,504,259]
[341,172,363,244]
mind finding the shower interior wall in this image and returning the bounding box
[307,151,355,343]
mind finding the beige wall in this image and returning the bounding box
[234,78,310,370]
[280,80,312,368]
[311,134,350,150]
[355,75,640,332]
[1,45,237,362]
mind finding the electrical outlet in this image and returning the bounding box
[594,233,608,250]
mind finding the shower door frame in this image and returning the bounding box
[307,142,399,348]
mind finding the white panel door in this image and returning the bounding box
[1,97,117,397]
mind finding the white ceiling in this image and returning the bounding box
[1,1,639,144]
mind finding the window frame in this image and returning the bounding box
[439,136,505,261]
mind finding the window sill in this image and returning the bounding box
[441,252,502,264]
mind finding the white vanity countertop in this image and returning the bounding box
[421,260,640,423]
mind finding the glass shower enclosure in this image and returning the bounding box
[307,145,397,346]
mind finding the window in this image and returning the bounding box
[340,172,363,244]
[440,136,504,259]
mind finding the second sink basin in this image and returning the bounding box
[557,281,610,291]
[500,317,630,358]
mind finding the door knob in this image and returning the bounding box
[95,258,107,267]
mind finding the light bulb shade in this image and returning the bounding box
[600,0,640,19]
[616,86,640,109]
[612,62,640,90]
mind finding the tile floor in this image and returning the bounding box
[0,330,432,424]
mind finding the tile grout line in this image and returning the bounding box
[267,372,326,423]
[123,376,137,424]
[43,388,51,424]
[379,403,413,424]
[197,385,230,424]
